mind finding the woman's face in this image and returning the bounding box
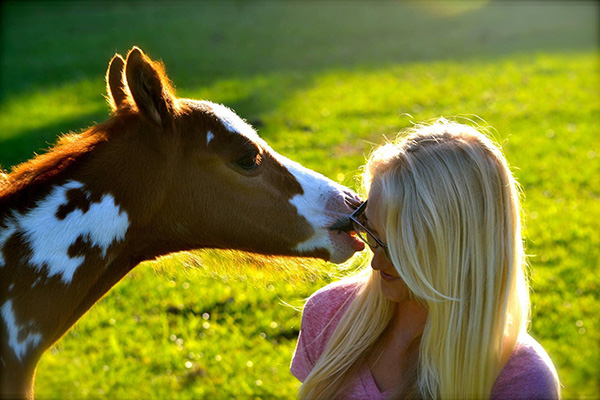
[366,184,411,303]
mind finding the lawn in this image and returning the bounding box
[1,1,598,399]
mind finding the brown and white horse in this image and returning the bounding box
[0,47,364,399]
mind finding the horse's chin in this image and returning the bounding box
[327,230,365,263]
[294,229,365,264]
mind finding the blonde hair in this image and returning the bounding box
[299,120,531,399]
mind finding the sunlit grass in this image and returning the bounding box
[2,1,598,399]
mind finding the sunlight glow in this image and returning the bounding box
[409,0,491,17]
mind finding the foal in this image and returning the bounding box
[0,47,364,399]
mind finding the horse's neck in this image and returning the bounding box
[0,118,183,399]
[0,175,138,390]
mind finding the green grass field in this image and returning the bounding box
[1,1,598,399]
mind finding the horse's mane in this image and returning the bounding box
[0,172,8,191]
[0,119,114,213]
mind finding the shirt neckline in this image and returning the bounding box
[361,336,526,397]
[362,367,393,396]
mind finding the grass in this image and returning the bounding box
[1,1,598,399]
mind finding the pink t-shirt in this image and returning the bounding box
[291,281,560,400]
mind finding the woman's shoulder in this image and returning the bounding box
[301,278,363,330]
[492,333,560,400]
[290,279,364,381]
[304,278,363,314]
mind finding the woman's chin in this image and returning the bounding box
[379,272,410,303]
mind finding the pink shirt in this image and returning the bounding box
[291,281,560,399]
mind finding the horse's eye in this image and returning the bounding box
[237,152,262,171]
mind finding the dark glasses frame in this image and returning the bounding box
[350,200,390,258]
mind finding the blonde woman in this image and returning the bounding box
[291,120,560,399]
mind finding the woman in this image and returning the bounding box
[291,120,560,399]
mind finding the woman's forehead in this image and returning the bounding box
[366,181,385,227]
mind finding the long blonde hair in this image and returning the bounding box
[299,120,530,399]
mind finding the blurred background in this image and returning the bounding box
[1,1,598,398]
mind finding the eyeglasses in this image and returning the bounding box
[350,200,390,258]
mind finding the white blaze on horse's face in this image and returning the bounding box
[206,101,266,145]
[280,157,361,263]
[205,101,362,263]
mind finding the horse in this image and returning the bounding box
[0,47,364,399]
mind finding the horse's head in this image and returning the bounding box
[103,47,364,263]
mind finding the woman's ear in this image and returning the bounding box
[105,53,126,112]
[124,46,177,126]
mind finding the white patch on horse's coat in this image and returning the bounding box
[8,284,14,292]
[206,130,214,145]
[0,223,17,267]
[31,278,40,288]
[7,181,129,284]
[1,299,42,362]
[277,155,352,263]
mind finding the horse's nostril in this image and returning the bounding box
[329,216,353,232]
[344,192,363,209]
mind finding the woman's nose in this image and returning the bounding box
[370,247,389,270]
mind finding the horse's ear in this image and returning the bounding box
[124,47,177,126]
[106,53,126,112]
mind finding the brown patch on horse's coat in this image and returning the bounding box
[2,231,33,269]
[55,187,94,220]
[67,236,92,259]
